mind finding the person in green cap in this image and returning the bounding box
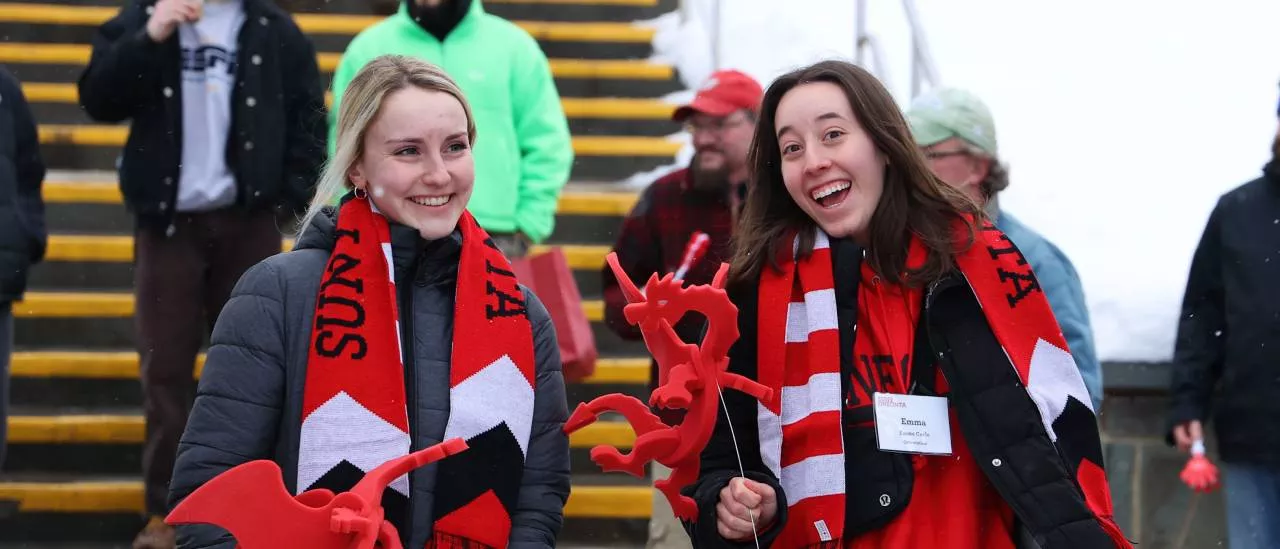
[908,87,1103,411]
[328,0,574,258]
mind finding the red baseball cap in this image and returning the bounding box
[672,69,764,122]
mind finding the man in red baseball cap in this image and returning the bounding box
[671,69,764,205]
[601,68,764,549]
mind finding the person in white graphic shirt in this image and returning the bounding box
[77,0,327,546]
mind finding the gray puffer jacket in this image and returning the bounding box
[169,208,570,548]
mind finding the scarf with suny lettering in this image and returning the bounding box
[755,218,1125,548]
[297,195,536,548]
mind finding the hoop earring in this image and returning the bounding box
[353,186,368,200]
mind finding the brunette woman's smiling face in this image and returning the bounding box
[775,81,887,243]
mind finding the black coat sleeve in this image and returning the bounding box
[11,71,46,267]
[0,66,46,301]
[508,287,571,548]
[681,281,788,549]
[1167,199,1228,438]
[170,260,288,549]
[77,1,165,122]
[275,19,327,218]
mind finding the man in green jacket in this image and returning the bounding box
[330,0,574,255]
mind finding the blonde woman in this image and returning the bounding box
[168,55,570,549]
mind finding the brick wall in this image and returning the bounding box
[1101,362,1228,548]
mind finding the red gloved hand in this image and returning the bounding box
[1179,439,1220,493]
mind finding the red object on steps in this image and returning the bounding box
[510,247,599,383]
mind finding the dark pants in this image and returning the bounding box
[0,302,11,471]
[135,209,281,516]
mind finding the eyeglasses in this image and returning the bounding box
[684,113,750,135]
[921,148,971,160]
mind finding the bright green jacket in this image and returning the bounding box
[329,1,573,243]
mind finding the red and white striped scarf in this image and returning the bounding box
[298,195,535,548]
[756,220,1127,547]
[755,230,847,547]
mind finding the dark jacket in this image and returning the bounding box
[76,0,326,232]
[169,209,571,548]
[685,237,1125,549]
[1167,163,1280,465]
[0,65,47,302]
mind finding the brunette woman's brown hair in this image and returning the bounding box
[729,60,981,287]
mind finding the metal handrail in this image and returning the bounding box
[856,33,892,90]
[900,0,941,96]
[680,0,722,71]
[683,0,941,98]
[855,0,942,98]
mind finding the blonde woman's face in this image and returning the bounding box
[349,87,474,241]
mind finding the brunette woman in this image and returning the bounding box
[684,60,1129,549]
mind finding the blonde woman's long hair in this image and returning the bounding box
[298,55,477,235]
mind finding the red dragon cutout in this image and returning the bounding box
[564,252,773,520]
[164,437,469,548]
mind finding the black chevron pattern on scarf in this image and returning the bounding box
[310,459,409,534]
[432,422,526,519]
[1051,397,1107,474]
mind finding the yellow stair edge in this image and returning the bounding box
[35,124,681,156]
[7,414,638,448]
[548,58,671,80]
[12,292,135,317]
[0,43,673,79]
[0,481,651,517]
[24,82,676,121]
[0,4,655,42]
[12,292,604,321]
[41,180,639,215]
[0,480,142,513]
[43,234,611,270]
[39,180,122,204]
[7,415,141,444]
[10,351,649,384]
[562,97,675,120]
[574,135,682,157]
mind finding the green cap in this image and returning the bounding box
[906,87,998,156]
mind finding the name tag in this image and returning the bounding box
[872,392,953,455]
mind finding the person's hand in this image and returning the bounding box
[1173,420,1204,453]
[146,0,202,43]
[716,477,778,541]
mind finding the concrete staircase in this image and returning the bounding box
[0,0,679,545]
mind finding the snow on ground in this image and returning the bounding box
[635,0,1280,362]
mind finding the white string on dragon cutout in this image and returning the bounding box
[715,380,762,549]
